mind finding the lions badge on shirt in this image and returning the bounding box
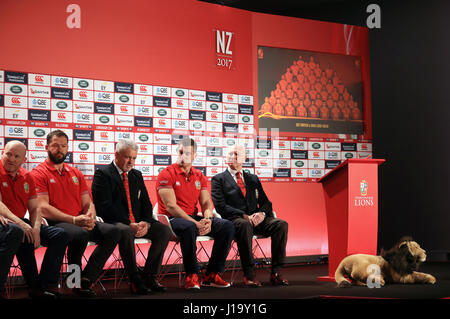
[23,182,30,194]
[195,180,201,190]
[72,176,79,185]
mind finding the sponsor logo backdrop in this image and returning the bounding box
[0,70,372,181]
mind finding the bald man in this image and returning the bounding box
[211,144,289,287]
[0,141,68,299]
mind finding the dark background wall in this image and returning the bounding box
[204,0,450,258]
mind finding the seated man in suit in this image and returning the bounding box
[156,137,235,290]
[211,144,289,286]
[92,139,171,294]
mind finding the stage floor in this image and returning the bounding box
[8,261,450,300]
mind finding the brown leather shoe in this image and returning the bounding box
[243,276,262,287]
[270,273,289,286]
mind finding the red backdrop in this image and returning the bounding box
[0,0,371,265]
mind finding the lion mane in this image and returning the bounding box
[335,236,436,287]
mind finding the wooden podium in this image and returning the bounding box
[317,158,385,282]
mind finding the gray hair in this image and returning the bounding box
[115,139,138,153]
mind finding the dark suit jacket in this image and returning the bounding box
[211,169,273,221]
[92,162,155,225]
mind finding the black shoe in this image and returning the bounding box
[29,288,58,300]
[270,273,289,286]
[130,280,152,295]
[145,275,167,292]
[73,278,97,298]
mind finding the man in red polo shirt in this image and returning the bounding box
[156,137,234,290]
[31,130,120,298]
[0,140,68,299]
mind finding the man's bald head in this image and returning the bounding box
[1,140,27,176]
[225,143,247,171]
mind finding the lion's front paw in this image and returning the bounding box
[427,274,436,284]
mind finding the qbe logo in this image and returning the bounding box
[6,126,27,138]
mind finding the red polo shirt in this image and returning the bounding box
[156,163,207,217]
[0,162,37,218]
[31,159,89,217]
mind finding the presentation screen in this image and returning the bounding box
[257,46,364,135]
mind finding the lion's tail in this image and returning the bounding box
[335,260,351,288]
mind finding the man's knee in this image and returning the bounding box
[233,218,252,236]
[7,224,24,242]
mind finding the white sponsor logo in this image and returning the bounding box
[73,78,93,90]
[95,142,115,153]
[5,108,27,120]
[153,86,170,97]
[153,118,171,129]
[28,151,47,163]
[29,97,50,110]
[73,152,94,164]
[153,134,171,144]
[6,96,27,108]
[238,95,253,105]
[325,142,341,151]
[206,112,222,122]
[223,113,238,123]
[239,124,254,134]
[73,112,93,124]
[29,74,51,86]
[222,103,238,113]
[51,99,73,111]
[94,80,114,92]
[52,76,72,88]
[116,131,134,141]
[206,102,223,112]
[115,104,134,116]
[73,89,94,101]
[255,168,272,178]
[134,95,153,106]
[189,100,206,111]
[51,111,72,123]
[154,144,171,155]
[171,88,188,98]
[291,141,307,150]
[206,122,221,132]
[172,119,189,129]
[95,131,114,142]
[5,83,27,96]
[309,168,324,178]
[115,115,134,127]
[308,150,324,160]
[115,93,133,105]
[189,90,206,100]
[94,91,113,103]
[172,98,188,109]
[73,101,93,112]
[134,105,152,116]
[223,93,238,104]
[135,165,153,176]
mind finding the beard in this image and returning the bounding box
[48,150,67,164]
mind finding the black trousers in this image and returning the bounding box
[0,223,23,292]
[170,216,235,275]
[50,220,121,283]
[15,219,68,290]
[114,222,171,281]
[232,216,288,279]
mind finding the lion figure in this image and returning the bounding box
[335,237,436,287]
